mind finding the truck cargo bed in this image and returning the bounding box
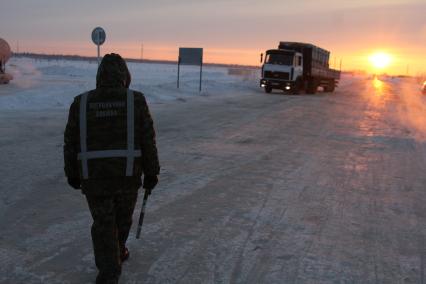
[279,42,340,80]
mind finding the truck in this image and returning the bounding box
[260,42,340,94]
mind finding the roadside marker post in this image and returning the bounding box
[91,27,106,66]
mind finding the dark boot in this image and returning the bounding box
[96,272,119,284]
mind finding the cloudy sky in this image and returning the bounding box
[1,0,425,74]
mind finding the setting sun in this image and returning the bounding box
[369,52,392,69]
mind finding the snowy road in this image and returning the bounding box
[1,73,426,283]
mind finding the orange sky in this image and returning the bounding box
[19,40,426,76]
[2,0,426,75]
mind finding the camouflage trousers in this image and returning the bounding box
[85,190,138,279]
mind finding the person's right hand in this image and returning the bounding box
[143,175,158,194]
[67,177,81,189]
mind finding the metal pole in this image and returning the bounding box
[97,31,100,66]
[199,57,203,92]
[141,43,144,61]
[97,44,100,66]
[136,189,150,239]
[177,57,180,89]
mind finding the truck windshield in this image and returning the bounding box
[265,53,293,65]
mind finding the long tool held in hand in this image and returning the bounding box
[136,189,150,239]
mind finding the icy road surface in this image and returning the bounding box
[1,61,426,283]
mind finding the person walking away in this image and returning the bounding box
[63,53,160,284]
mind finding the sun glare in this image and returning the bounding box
[369,52,392,69]
[373,77,384,89]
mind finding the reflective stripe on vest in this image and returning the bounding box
[77,90,141,179]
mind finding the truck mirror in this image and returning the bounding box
[260,53,263,63]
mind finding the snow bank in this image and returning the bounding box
[0,57,258,110]
[0,57,362,110]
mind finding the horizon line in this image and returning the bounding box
[12,52,261,69]
[11,52,405,76]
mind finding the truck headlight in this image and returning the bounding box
[285,86,291,90]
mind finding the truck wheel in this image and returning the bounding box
[292,78,303,95]
[265,86,272,93]
[328,81,335,92]
[324,80,335,93]
[307,79,317,94]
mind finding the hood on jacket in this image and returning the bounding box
[96,53,131,89]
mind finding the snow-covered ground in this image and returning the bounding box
[1,58,426,283]
[0,57,259,110]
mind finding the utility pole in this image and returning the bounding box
[406,64,410,76]
[141,43,144,61]
[16,40,19,53]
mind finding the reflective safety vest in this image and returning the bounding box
[77,89,141,180]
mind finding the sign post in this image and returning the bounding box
[199,57,203,92]
[177,48,203,92]
[91,27,106,66]
[177,56,181,89]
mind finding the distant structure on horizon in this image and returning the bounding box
[0,38,13,84]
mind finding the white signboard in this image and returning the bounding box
[179,48,203,66]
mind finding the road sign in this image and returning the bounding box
[179,48,203,66]
[177,48,204,91]
[91,27,106,46]
[91,27,106,65]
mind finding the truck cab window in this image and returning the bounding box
[265,54,270,64]
[266,53,293,65]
